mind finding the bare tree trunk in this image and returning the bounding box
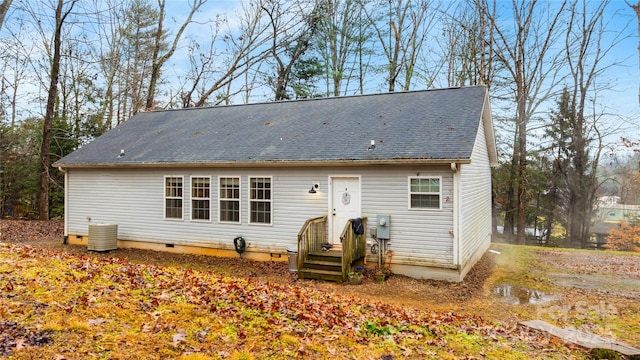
[503,123,519,239]
[262,0,319,101]
[38,0,76,220]
[515,66,527,244]
[145,0,204,110]
[626,1,640,107]
[362,0,431,93]
[563,0,618,248]
[0,0,12,31]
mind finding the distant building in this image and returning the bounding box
[596,195,621,207]
[591,200,640,247]
[594,204,640,223]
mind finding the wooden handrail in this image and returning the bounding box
[340,217,367,281]
[297,215,327,271]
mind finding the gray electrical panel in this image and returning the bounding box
[376,215,390,239]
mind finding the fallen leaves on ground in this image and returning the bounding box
[0,220,63,246]
[0,243,583,359]
[536,249,640,278]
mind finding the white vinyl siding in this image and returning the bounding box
[191,176,211,221]
[249,176,272,225]
[164,176,183,220]
[363,168,454,266]
[66,166,454,266]
[219,176,240,223]
[459,117,493,266]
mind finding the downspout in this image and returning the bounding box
[58,167,68,244]
[451,162,461,268]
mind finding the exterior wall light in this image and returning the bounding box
[308,183,319,194]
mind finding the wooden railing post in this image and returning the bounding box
[340,217,367,281]
[297,215,327,271]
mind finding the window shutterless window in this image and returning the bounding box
[409,177,441,210]
[219,177,240,223]
[249,177,272,224]
[191,177,211,221]
[165,176,183,219]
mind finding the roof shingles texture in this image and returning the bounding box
[55,86,487,167]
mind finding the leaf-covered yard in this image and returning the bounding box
[1,220,639,359]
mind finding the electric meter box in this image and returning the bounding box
[376,215,390,239]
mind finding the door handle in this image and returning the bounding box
[332,209,336,216]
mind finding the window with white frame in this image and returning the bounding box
[165,176,183,219]
[219,177,240,223]
[409,177,441,209]
[191,177,210,221]
[249,177,272,224]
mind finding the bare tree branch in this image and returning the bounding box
[145,0,206,110]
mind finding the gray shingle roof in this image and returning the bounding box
[54,86,491,168]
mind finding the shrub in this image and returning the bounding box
[605,222,640,252]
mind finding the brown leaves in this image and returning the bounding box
[1,243,505,357]
[0,233,594,358]
[536,248,640,279]
[0,220,63,245]
[0,321,55,356]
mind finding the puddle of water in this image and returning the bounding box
[493,284,560,305]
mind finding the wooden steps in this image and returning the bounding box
[298,250,343,282]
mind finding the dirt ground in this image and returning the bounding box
[0,219,495,313]
[537,249,640,300]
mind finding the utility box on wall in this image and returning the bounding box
[376,215,390,239]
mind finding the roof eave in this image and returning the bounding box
[54,158,472,169]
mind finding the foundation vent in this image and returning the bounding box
[88,224,118,251]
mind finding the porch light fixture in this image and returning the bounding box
[308,183,319,194]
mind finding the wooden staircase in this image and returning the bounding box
[297,216,367,283]
[298,249,343,282]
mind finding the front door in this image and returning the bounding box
[330,177,361,244]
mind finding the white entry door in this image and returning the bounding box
[330,177,361,244]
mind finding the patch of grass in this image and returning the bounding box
[0,243,584,359]
[490,244,555,291]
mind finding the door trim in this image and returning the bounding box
[328,175,361,244]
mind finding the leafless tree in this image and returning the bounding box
[626,0,640,107]
[557,0,628,247]
[181,1,273,107]
[145,0,206,110]
[262,0,322,101]
[429,1,494,88]
[362,0,436,92]
[91,0,128,127]
[38,0,77,220]
[0,34,32,128]
[480,0,567,244]
[315,0,370,96]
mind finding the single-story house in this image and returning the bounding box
[53,86,497,282]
